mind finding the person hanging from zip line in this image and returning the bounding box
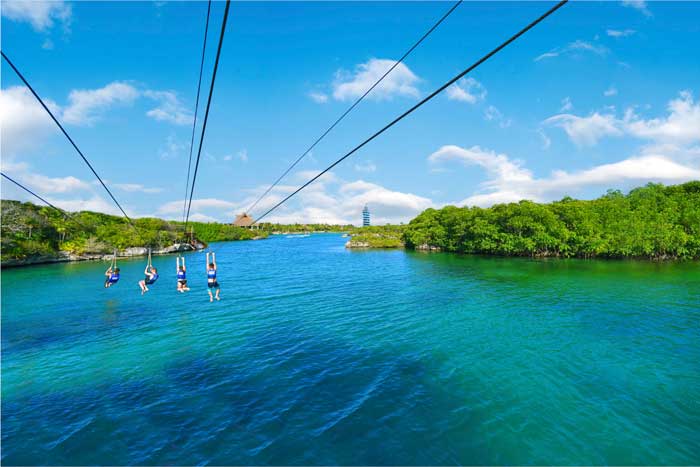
[104,250,120,288]
[104,267,121,288]
[176,256,190,293]
[138,249,159,295]
[206,252,220,302]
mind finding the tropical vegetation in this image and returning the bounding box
[0,200,263,261]
[347,225,405,248]
[3,181,698,264]
[403,182,700,259]
[258,222,354,233]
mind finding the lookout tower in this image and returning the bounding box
[362,205,370,227]
[233,213,255,228]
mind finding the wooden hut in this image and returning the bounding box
[233,213,255,228]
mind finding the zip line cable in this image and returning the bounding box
[1,51,138,232]
[246,0,463,216]
[2,172,72,217]
[253,0,568,224]
[182,0,212,229]
[184,0,231,233]
[2,172,92,232]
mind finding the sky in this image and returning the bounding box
[1,0,699,225]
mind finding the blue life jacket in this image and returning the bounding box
[108,273,120,283]
[177,270,186,280]
[207,268,217,280]
[146,273,159,284]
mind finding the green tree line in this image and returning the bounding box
[258,222,354,233]
[0,200,263,260]
[403,182,700,259]
[347,225,406,248]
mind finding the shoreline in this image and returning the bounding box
[0,242,205,269]
[2,234,273,269]
[345,238,696,261]
[3,234,695,268]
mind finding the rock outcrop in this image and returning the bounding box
[345,240,370,248]
[415,243,442,252]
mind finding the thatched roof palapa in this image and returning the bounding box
[233,213,255,227]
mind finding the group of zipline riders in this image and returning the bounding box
[104,250,221,301]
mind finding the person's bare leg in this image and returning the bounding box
[208,289,213,302]
[215,289,220,300]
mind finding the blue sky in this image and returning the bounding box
[2,1,699,225]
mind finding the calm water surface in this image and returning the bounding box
[2,234,699,465]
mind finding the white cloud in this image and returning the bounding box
[604,86,618,97]
[543,155,700,190]
[294,170,338,184]
[483,105,512,128]
[1,83,191,158]
[1,0,71,32]
[560,97,573,112]
[459,190,528,207]
[177,170,434,225]
[538,129,552,150]
[0,86,59,155]
[430,144,700,208]
[336,180,432,220]
[567,40,609,55]
[535,40,609,62]
[43,195,123,216]
[62,82,139,125]
[624,91,700,144]
[0,160,151,220]
[308,92,328,104]
[41,38,54,50]
[545,112,623,146]
[354,161,377,173]
[429,145,532,186]
[546,91,700,147]
[158,135,187,160]
[446,77,486,104]
[114,183,163,194]
[143,90,192,125]
[188,213,218,223]
[25,173,91,193]
[332,58,420,101]
[0,162,137,217]
[622,0,652,17]
[534,52,559,61]
[158,198,238,215]
[1,169,91,194]
[606,28,636,38]
[222,150,247,162]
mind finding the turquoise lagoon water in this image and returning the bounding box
[2,233,699,465]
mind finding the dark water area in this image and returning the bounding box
[2,234,699,465]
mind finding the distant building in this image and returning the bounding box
[362,205,370,226]
[233,213,255,228]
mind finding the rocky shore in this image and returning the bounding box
[1,242,205,268]
[345,240,372,248]
[344,232,404,249]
